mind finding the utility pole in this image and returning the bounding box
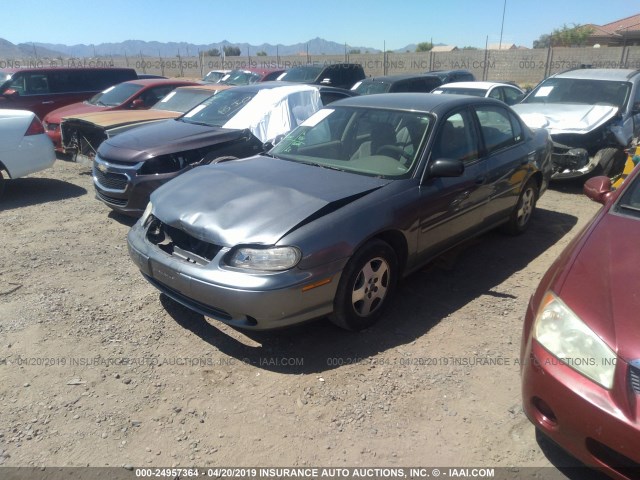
[499,0,507,50]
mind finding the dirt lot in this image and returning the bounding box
[0,159,606,476]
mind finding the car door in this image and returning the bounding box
[0,72,54,118]
[473,104,531,224]
[416,108,490,260]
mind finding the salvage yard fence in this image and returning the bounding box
[4,45,640,87]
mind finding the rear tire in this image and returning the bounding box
[503,179,538,235]
[329,239,398,331]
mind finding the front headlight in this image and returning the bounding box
[140,202,153,227]
[534,292,617,389]
[227,246,301,271]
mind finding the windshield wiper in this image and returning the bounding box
[179,119,214,127]
[315,163,345,172]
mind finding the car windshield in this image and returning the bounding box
[219,70,262,85]
[616,174,640,218]
[523,77,630,108]
[203,71,226,83]
[270,106,432,179]
[179,89,258,127]
[0,70,11,88]
[433,87,487,97]
[279,66,323,82]
[352,81,391,95]
[87,83,144,107]
[151,88,216,113]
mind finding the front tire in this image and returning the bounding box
[329,239,398,331]
[594,147,626,178]
[504,179,538,235]
[0,171,5,198]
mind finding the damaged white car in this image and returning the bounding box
[512,68,640,180]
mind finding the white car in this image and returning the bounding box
[0,109,55,195]
[432,81,525,105]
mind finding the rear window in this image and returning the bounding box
[279,66,323,83]
[353,81,391,95]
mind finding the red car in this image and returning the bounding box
[521,166,640,479]
[43,78,198,151]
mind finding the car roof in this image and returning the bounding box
[330,92,506,112]
[228,67,285,75]
[359,73,444,84]
[177,84,231,92]
[125,78,197,87]
[436,81,521,90]
[554,68,640,81]
[218,81,319,94]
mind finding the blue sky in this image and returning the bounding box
[7,0,639,49]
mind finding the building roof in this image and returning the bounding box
[587,14,640,46]
[597,14,640,34]
[487,43,517,50]
[431,45,458,52]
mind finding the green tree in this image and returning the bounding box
[348,49,361,54]
[206,48,220,56]
[223,45,241,56]
[256,50,267,56]
[533,34,551,49]
[534,24,594,48]
[415,42,433,52]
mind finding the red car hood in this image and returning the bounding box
[45,102,109,123]
[558,212,640,361]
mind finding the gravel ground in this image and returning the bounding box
[0,159,608,478]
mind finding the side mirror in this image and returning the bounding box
[320,78,332,85]
[632,102,640,115]
[584,176,614,204]
[131,99,145,109]
[3,88,19,98]
[429,158,464,178]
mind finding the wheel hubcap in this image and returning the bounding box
[517,188,534,227]
[351,257,390,317]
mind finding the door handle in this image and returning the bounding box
[42,101,54,104]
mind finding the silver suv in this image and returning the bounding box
[512,68,640,180]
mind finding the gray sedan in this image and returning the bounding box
[127,94,552,331]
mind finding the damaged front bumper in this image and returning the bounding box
[549,143,601,180]
[127,220,345,330]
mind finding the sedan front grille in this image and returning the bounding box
[95,189,127,207]
[93,166,128,191]
[630,362,640,395]
[146,217,222,265]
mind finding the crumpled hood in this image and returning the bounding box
[63,109,179,129]
[97,119,247,163]
[558,212,640,361]
[150,156,390,246]
[512,103,619,135]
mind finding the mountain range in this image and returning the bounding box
[0,37,422,58]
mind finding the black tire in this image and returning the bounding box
[329,239,398,331]
[503,179,538,235]
[593,147,625,178]
[0,170,5,198]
